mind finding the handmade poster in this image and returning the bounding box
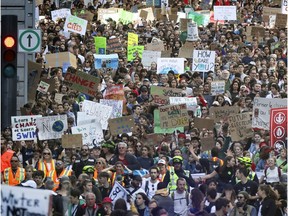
[282,0,288,14]
[275,13,288,28]
[81,100,113,130]
[54,93,64,104]
[169,97,198,112]
[209,106,240,122]
[263,7,282,16]
[213,6,237,20]
[187,11,206,26]
[139,9,148,19]
[270,107,287,151]
[35,115,68,140]
[154,110,184,133]
[28,60,42,102]
[77,113,100,126]
[64,72,100,97]
[97,8,119,22]
[142,50,161,67]
[94,37,107,54]
[146,38,165,51]
[109,181,129,205]
[127,46,144,61]
[151,86,182,105]
[51,8,71,21]
[178,42,194,58]
[157,58,185,74]
[194,118,214,130]
[192,50,215,72]
[159,104,189,129]
[62,134,83,148]
[12,126,36,141]
[37,81,50,94]
[128,32,138,46]
[100,99,123,118]
[64,15,87,35]
[180,18,192,31]
[108,116,134,136]
[139,7,155,22]
[210,81,225,96]
[252,98,287,130]
[77,11,94,21]
[45,52,77,68]
[251,26,265,37]
[119,10,134,24]
[228,113,253,141]
[107,37,122,51]
[11,115,41,128]
[1,185,52,215]
[39,78,56,93]
[104,85,127,114]
[94,54,119,70]
[200,137,215,151]
[186,23,199,42]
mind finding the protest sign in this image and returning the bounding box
[159,104,189,129]
[28,61,42,103]
[37,81,50,94]
[154,110,184,133]
[51,8,71,22]
[39,78,56,93]
[151,86,182,105]
[139,9,148,19]
[94,37,107,54]
[140,133,168,147]
[252,98,287,130]
[169,97,198,112]
[11,115,41,128]
[194,118,214,130]
[109,181,129,205]
[178,42,194,58]
[142,50,161,67]
[104,85,127,114]
[77,11,94,21]
[270,107,287,152]
[146,38,165,51]
[180,18,192,31]
[192,50,215,72]
[81,100,113,130]
[35,115,68,140]
[45,52,77,68]
[128,32,138,46]
[275,13,288,28]
[100,99,123,118]
[64,15,87,35]
[213,6,237,20]
[187,23,199,42]
[62,134,83,148]
[228,113,253,141]
[64,72,100,97]
[210,81,225,96]
[97,8,118,21]
[263,6,282,16]
[119,10,134,24]
[72,122,103,148]
[107,37,122,52]
[140,7,155,22]
[127,46,144,61]
[157,58,184,74]
[200,137,215,151]
[282,0,288,14]
[187,11,207,26]
[54,93,64,104]
[2,185,52,215]
[108,116,134,136]
[94,54,119,70]
[209,106,240,122]
[251,26,265,37]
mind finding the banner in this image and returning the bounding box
[270,107,287,152]
[1,185,52,215]
[100,99,123,118]
[228,113,253,141]
[187,23,199,42]
[107,37,122,52]
[45,52,77,69]
[157,58,185,74]
[169,97,198,112]
[94,37,107,54]
[154,110,184,133]
[213,6,237,20]
[127,46,144,61]
[81,100,113,130]
[64,15,87,35]
[209,106,239,122]
[252,98,287,130]
[142,50,161,67]
[128,32,138,46]
[192,50,215,72]
[109,181,129,205]
[210,81,225,96]
[108,116,134,136]
[94,54,118,70]
[35,115,68,140]
[150,86,182,105]
[159,104,189,129]
[64,72,100,97]
[51,8,71,22]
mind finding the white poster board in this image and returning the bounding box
[64,15,88,36]
[157,58,185,74]
[169,97,198,112]
[142,50,161,67]
[214,6,237,20]
[282,0,288,14]
[211,81,225,96]
[192,50,215,72]
[99,99,123,118]
[187,22,199,41]
[51,8,71,22]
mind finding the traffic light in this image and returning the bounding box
[1,15,18,129]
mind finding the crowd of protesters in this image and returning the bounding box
[1,0,288,215]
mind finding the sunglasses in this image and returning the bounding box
[56,162,63,166]
[43,152,50,155]
[237,196,244,199]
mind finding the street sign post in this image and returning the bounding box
[18,29,41,53]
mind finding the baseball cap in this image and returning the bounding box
[172,156,183,164]
[158,159,166,165]
[21,180,37,189]
[102,197,113,204]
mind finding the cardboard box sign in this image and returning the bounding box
[200,137,215,151]
[275,13,288,28]
[108,116,135,136]
[62,134,83,148]
[209,106,240,122]
[194,118,215,130]
[45,52,77,68]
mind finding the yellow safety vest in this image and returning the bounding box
[168,167,190,193]
[3,167,26,186]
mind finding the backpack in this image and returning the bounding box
[264,167,281,179]
[171,191,189,206]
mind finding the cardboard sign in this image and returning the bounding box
[94,54,118,70]
[161,49,172,57]
[97,8,119,21]
[142,50,161,67]
[77,11,94,21]
[128,32,138,46]
[146,38,165,51]
[64,72,100,97]
[37,81,50,94]
[252,98,287,130]
[192,50,215,72]
[127,46,144,61]
[187,23,199,42]
[140,133,167,146]
[180,18,192,31]
[54,93,64,104]
[157,58,184,74]
[139,9,148,19]
[200,137,215,151]
[275,13,288,28]
[251,26,265,37]
[64,15,87,35]
[209,106,240,122]
[211,81,225,96]
[263,7,282,16]
[154,110,184,133]
[51,8,71,22]
[35,115,68,140]
[151,85,182,105]
[228,113,253,141]
[194,118,214,130]
[159,104,189,129]
[94,37,107,54]
[99,99,123,118]
[107,37,122,52]
[178,42,194,58]
[169,97,198,112]
[62,134,83,148]
[28,61,42,102]
[282,0,288,14]
[108,116,135,136]
[45,52,77,69]
[270,107,287,152]
[139,7,155,21]
[214,6,237,20]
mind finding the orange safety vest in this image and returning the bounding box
[111,172,125,187]
[3,167,26,186]
[93,170,99,181]
[38,159,56,177]
[48,168,72,190]
[1,149,14,173]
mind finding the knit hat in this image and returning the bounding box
[238,191,249,200]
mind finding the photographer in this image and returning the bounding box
[230,191,257,216]
[126,175,145,202]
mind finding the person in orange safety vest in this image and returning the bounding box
[38,148,56,177]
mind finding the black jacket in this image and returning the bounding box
[260,197,277,216]
[110,153,140,170]
[72,157,96,178]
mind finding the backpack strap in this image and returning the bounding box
[145,180,149,194]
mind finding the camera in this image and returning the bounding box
[123,173,133,188]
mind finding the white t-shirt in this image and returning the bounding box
[266,167,281,183]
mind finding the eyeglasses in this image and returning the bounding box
[43,152,50,155]
[11,160,18,162]
[237,196,244,199]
